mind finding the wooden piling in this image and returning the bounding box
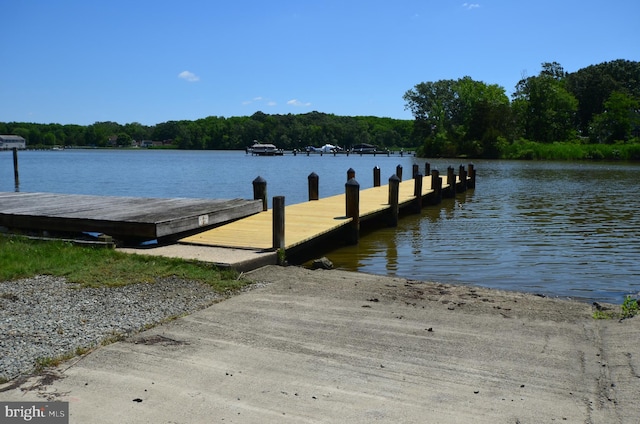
[413,173,423,213]
[458,165,467,192]
[467,163,476,188]
[272,196,285,254]
[429,169,442,204]
[373,166,381,187]
[12,147,19,188]
[388,174,400,227]
[345,178,360,244]
[396,164,403,181]
[412,164,419,178]
[444,166,456,198]
[308,172,319,201]
[347,168,356,181]
[425,162,431,176]
[252,176,267,211]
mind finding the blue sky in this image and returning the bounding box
[2,0,638,126]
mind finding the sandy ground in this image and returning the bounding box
[1,265,639,423]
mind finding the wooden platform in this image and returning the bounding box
[0,192,262,241]
[180,175,455,251]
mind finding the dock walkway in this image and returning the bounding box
[180,174,458,251]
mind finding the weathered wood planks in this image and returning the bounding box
[0,192,262,241]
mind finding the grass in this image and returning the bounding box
[501,139,640,161]
[0,235,251,383]
[593,295,639,320]
[0,235,246,291]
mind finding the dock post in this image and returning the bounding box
[467,163,476,188]
[429,169,442,205]
[396,165,403,181]
[272,196,285,260]
[252,176,268,211]
[425,162,430,176]
[373,166,381,187]
[444,166,456,198]
[458,165,467,192]
[388,174,400,227]
[12,147,19,189]
[413,173,423,214]
[347,168,356,181]
[345,178,360,244]
[308,172,319,201]
[412,164,419,178]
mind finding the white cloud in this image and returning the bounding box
[287,99,311,107]
[178,70,200,82]
[242,96,276,107]
[462,3,480,9]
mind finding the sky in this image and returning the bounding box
[2,0,638,126]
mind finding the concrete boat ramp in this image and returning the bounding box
[1,266,638,423]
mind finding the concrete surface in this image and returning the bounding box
[117,244,278,272]
[1,265,639,423]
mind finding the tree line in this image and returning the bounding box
[2,59,638,159]
[404,59,640,158]
[0,112,415,152]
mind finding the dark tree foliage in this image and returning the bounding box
[405,60,639,157]
[512,63,579,143]
[0,113,416,151]
[566,59,640,136]
[403,77,511,157]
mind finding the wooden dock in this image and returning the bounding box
[0,163,475,262]
[180,171,470,252]
[0,192,262,242]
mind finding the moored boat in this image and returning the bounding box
[246,141,284,156]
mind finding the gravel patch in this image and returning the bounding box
[0,275,251,382]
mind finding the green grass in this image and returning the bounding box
[593,296,639,320]
[501,139,640,161]
[0,235,246,291]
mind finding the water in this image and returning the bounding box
[2,149,639,303]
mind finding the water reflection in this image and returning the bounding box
[330,161,640,303]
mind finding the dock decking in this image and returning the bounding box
[180,174,462,251]
[0,192,262,241]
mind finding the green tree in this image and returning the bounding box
[116,132,132,146]
[123,122,151,142]
[404,77,510,157]
[566,59,640,136]
[590,91,640,143]
[512,63,578,142]
[42,132,56,146]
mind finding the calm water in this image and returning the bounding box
[2,149,639,303]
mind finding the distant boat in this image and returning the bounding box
[246,141,284,156]
[304,144,344,154]
[351,143,378,153]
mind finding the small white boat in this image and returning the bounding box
[246,141,284,156]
